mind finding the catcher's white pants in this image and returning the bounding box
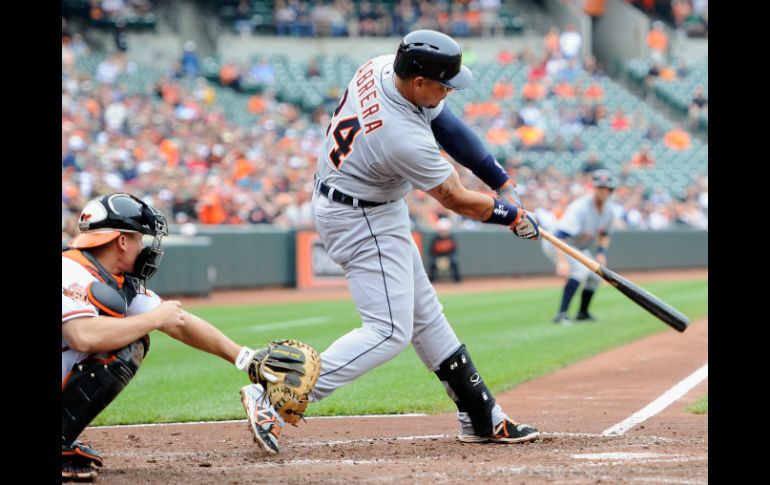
[310,193,461,401]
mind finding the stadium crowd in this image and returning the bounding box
[62,25,707,242]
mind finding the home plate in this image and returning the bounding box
[572,452,665,460]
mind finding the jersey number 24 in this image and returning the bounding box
[326,89,361,170]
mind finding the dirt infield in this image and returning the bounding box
[82,269,708,484]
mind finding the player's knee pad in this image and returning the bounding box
[435,344,495,437]
[62,338,148,445]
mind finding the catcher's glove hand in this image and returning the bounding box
[247,339,321,425]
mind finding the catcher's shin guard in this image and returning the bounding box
[62,338,148,445]
[435,344,495,437]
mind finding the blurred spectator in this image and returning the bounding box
[181,41,200,78]
[249,56,276,87]
[114,19,129,52]
[220,61,242,92]
[274,0,297,35]
[645,122,663,142]
[559,24,582,59]
[492,78,514,100]
[522,79,547,101]
[479,0,502,37]
[582,81,604,102]
[329,0,350,36]
[583,54,603,78]
[610,108,631,131]
[688,85,708,126]
[544,26,560,55]
[628,142,656,168]
[449,8,471,38]
[643,61,661,97]
[235,0,254,35]
[496,48,516,65]
[306,58,321,78]
[95,54,124,84]
[545,52,567,80]
[675,59,690,78]
[663,124,692,150]
[647,21,668,64]
[671,0,692,34]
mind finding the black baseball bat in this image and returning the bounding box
[540,229,689,332]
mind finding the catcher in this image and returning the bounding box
[61,193,320,480]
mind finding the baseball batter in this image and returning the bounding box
[541,170,619,324]
[243,30,542,449]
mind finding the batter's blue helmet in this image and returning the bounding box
[393,30,473,90]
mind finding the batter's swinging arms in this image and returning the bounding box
[241,29,541,450]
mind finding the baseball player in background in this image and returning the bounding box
[541,170,619,324]
[62,193,271,481]
[242,29,542,450]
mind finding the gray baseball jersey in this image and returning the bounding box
[556,194,616,250]
[309,55,509,426]
[315,55,454,202]
[541,193,617,286]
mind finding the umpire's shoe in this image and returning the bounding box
[62,440,103,482]
[240,384,285,454]
[459,417,540,444]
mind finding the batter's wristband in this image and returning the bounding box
[485,198,520,226]
[596,246,607,255]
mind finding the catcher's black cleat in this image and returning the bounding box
[62,440,104,467]
[459,417,540,444]
[240,384,284,454]
[62,457,98,482]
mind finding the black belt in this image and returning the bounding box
[318,182,387,208]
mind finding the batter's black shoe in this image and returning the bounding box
[459,417,540,444]
[575,311,597,322]
[552,312,573,325]
[240,384,284,454]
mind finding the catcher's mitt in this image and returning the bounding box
[248,339,321,425]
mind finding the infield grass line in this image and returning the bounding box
[249,316,330,332]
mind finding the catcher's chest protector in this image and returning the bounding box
[63,249,139,308]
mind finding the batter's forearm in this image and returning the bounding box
[428,170,496,220]
[161,311,241,364]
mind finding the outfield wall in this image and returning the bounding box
[143,228,707,296]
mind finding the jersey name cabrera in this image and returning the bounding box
[315,54,454,202]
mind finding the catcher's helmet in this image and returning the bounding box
[393,30,472,90]
[592,169,618,190]
[68,193,169,280]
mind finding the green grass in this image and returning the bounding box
[92,278,708,425]
[686,394,708,414]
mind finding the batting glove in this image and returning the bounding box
[511,210,539,240]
